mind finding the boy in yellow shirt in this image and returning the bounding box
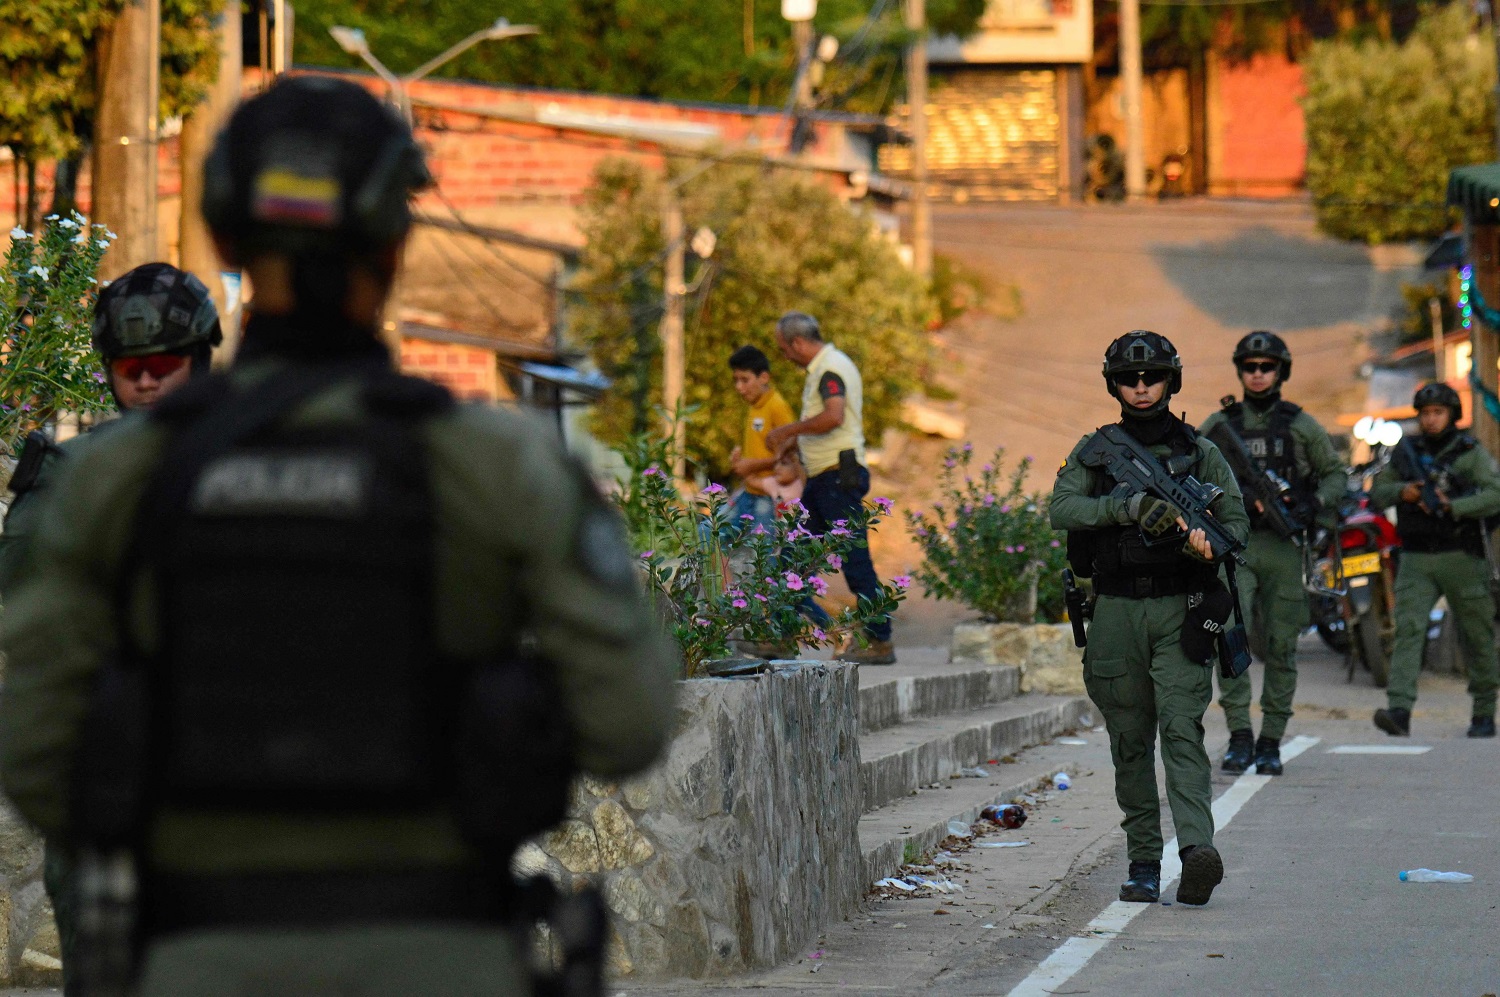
[728,345,796,529]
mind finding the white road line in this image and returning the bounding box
[1006,734,1320,997]
[1327,745,1431,755]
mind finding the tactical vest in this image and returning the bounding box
[1070,421,1217,592]
[1221,398,1309,510]
[73,364,573,859]
[1392,433,1485,555]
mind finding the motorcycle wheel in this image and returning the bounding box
[1353,606,1391,689]
[1315,600,1351,654]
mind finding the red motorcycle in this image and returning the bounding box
[1310,459,1401,687]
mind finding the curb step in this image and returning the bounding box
[859,763,1081,886]
[858,665,1022,735]
[859,693,1091,813]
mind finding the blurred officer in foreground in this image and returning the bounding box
[1051,331,1248,908]
[1198,332,1344,776]
[1371,382,1500,739]
[0,262,221,995]
[0,75,676,996]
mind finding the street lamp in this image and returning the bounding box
[329,18,539,122]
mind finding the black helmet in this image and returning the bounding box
[1233,330,1292,383]
[1414,381,1462,424]
[201,75,431,257]
[1103,330,1183,394]
[92,263,223,360]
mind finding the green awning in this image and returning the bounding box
[1448,164,1500,224]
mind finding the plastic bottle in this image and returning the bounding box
[1399,869,1473,883]
[1054,772,1071,791]
[981,804,1028,829]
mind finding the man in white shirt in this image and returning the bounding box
[765,311,895,664]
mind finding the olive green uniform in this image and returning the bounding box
[0,360,679,997]
[1,435,83,990]
[1370,434,1500,719]
[1051,429,1249,861]
[1197,405,1345,741]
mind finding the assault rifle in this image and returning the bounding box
[1399,437,1455,519]
[1203,420,1306,541]
[1063,569,1092,648]
[1078,424,1248,566]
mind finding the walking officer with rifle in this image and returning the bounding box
[0,76,677,996]
[1198,332,1346,776]
[1370,381,1500,739]
[1052,331,1250,909]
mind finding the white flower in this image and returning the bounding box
[28,266,50,280]
[44,214,59,222]
[58,217,78,230]
[10,227,28,240]
[73,233,88,245]
[93,239,109,250]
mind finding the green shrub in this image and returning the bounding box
[1302,5,1494,244]
[571,159,932,478]
[904,446,1067,623]
[1,213,115,455]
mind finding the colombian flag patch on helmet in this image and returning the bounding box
[252,168,342,228]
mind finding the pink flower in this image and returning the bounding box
[703,482,726,496]
[1005,546,1016,554]
[826,553,843,570]
[752,525,767,536]
[983,494,996,506]
[1000,504,1012,514]
[873,497,894,515]
[947,521,958,530]
[643,466,663,478]
[811,577,829,596]
[982,463,994,473]
[740,514,756,521]
[892,574,912,590]
[695,617,710,627]
[784,572,805,591]
[1016,544,1026,553]
[963,503,974,514]
[962,443,973,452]
[732,598,748,609]
[753,593,769,602]
[640,550,654,559]
[812,627,829,642]
[1050,539,1061,548]
[944,458,957,469]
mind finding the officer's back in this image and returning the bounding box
[0,76,677,996]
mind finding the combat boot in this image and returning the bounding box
[1252,735,1282,776]
[1221,728,1254,774]
[1119,860,1161,903]
[1373,707,1410,737]
[1468,716,1496,738]
[1176,844,1224,906]
[838,638,896,665]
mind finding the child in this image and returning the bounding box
[751,449,805,513]
[727,345,795,529]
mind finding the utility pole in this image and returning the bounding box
[792,19,815,110]
[1119,0,1147,199]
[179,3,243,357]
[905,0,932,278]
[94,0,161,279]
[661,188,687,478]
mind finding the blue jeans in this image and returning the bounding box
[728,489,777,532]
[803,465,891,642]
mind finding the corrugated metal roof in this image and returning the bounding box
[1447,164,1500,223]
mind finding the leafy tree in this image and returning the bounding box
[291,0,984,113]
[0,0,225,226]
[570,157,932,479]
[1302,4,1493,243]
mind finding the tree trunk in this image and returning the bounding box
[23,157,39,231]
[49,154,85,218]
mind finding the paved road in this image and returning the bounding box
[930,199,1422,489]
[621,634,1500,996]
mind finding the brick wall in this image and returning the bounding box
[399,337,503,401]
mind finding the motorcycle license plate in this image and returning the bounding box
[1341,551,1381,577]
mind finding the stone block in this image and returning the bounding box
[544,820,601,874]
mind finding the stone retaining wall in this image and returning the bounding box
[952,621,1086,695]
[0,799,59,986]
[521,661,863,979]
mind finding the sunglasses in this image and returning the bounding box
[110,352,190,382]
[1238,361,1280,375]
[1110,369,1169,388]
